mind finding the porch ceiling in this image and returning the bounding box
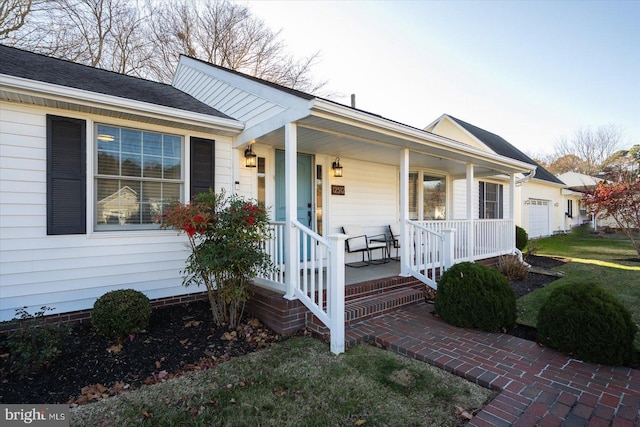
[252,114,534,177]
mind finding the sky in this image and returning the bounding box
[244,0,639,156]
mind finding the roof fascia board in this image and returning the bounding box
[311,100,536,173]
[1,74,244,133]
[178,57,314,115]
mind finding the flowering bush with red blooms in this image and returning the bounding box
[160,190,273,327]
[584,178,640,258]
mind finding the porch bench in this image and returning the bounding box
[341,225,389,268]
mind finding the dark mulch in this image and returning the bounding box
[509,255,565,341]
[0,302,281,405]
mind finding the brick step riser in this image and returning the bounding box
[306,286,426,338]
[345,278,424,301]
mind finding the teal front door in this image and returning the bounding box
[275,151,313,259]
[275,150,313,226]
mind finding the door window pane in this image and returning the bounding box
[423,175,446,220]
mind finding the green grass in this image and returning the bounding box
[518,226,640,347]
[70,337,494,427]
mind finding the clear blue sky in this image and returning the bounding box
[245,0,639,156]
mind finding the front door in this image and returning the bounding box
[275,151,314,262]
[275,150,313,227]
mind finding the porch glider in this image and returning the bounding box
[342,225,388,267]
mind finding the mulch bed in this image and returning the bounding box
[0,302,282,405]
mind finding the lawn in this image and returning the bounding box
[70,337,494,427]
[517,226,640,347]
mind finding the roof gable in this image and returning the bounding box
[0,44,231,119]
[437,115,565,186]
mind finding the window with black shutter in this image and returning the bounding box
[47,115,86,235]
[190,137,215,198]
[479,181,503,219]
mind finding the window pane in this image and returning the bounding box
[96,179,119,224]
[97,125,119,151]
[97,151,119,175]
[423,175,446,220]
[163,156,181,179]
[121,129,141,153]
[163,183,180,204]
[121,153,142,177]
[143,155,162,178]
[143,132,162,155]
[142,181,161,202]
[163,136,181,158]
[120,180,141,224]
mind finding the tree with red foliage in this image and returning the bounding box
[583,179,640,258]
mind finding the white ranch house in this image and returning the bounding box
[0,46,537,353]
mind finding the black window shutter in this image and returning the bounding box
[478,181,485,219]
[190,137,215,198]
[498,185,504,219]
[47,115,86,235]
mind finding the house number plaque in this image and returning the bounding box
[331,185,345,196]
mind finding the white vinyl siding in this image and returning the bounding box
[0,101,233,321]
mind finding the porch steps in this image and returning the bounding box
[306,276,427,341]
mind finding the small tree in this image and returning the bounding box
[161,190,273,327]
[584,179,640,258]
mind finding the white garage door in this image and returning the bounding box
[529,200,550,238]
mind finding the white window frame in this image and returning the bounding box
[93,123,184,231]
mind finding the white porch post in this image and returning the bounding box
[466,163,475,260]
[284,122,297,300]
[328,233,347,354]
[510,173,516,248]
[443,228,455,269]
[399,148,410,276]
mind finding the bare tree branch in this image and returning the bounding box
[554,123,625,175]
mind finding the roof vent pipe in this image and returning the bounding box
[350,94,356,108]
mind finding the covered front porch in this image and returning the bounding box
[239,110,533,354]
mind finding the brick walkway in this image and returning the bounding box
[346,303,640,427]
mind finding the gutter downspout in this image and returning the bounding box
[514,167,536,267]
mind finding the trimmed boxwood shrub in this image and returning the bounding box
[435,262,517,332]
[515,225,528,251]
[537,282,637,366]
[92,289,152,340]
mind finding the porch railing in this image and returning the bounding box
[420,219,514,263]
[406,220,453,289]
[256,220,346,354]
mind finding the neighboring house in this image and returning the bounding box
[425,114,571,238]
[1,46,535,353]
[557,171,616,230]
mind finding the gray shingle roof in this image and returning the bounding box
[447,115,565,185]
[0,44,231,119]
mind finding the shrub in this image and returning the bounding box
[497,255,529,280]
[435,262,517,332]
[160,190,273,328]
[5,306,66,378]
[537,282,637,366]
[92,289,152,340]
[515,226,528,251]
